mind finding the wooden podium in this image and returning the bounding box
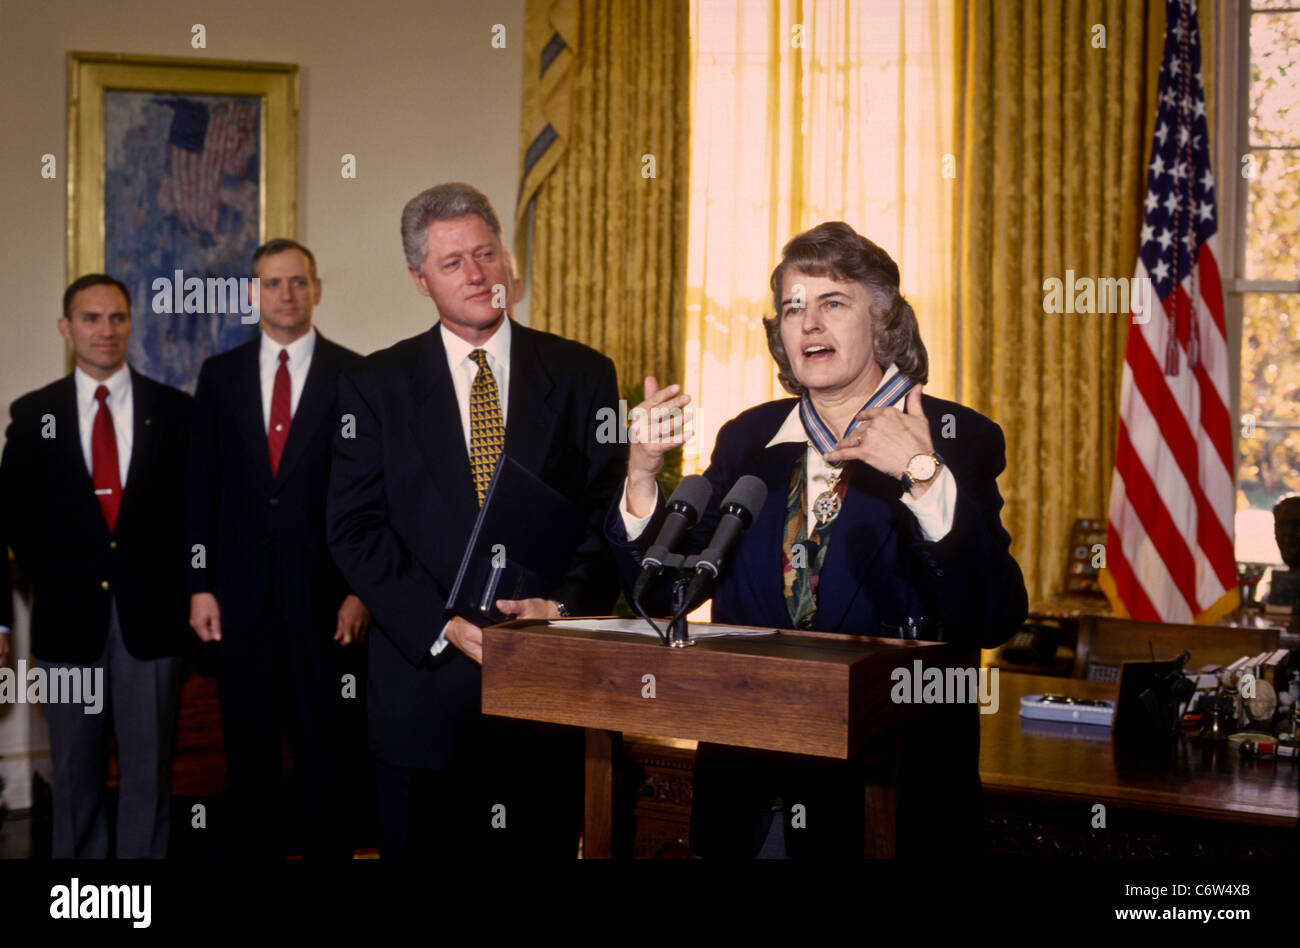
[481,619,957,857]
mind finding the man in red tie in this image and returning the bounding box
[185,239,368,858]
[0,274,192,857]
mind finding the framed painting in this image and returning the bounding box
[67,52,298,391]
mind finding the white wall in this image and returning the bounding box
[0,0,526,813]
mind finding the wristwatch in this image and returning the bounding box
[900,451,944,492]
[552,600,572,618]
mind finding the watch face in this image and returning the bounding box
[907,454,937,481]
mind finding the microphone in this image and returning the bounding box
[678,475,768,614]
[631,475,713,604]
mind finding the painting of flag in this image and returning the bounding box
[103,91,262,392]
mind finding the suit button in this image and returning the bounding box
[100,580,110,590]
[109,540,117,550]
[269,497,279,506]
[935,568,944,577]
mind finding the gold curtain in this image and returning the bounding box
[955,0,1215,604]
[684,0,957,474]
[516,0,690,388]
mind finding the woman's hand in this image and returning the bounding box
[626,375,693,518]
[824,384,934,493]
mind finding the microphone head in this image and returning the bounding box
[666,474,713,525]
[720,474,767,524]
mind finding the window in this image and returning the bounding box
[1226,2,1300,568]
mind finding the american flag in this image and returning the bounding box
[162,98,256,234]
[1100,0,1238,624]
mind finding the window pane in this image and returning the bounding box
[1244,148,1300,280]
[1239,293,1300,515]
[1249,11,1300,147]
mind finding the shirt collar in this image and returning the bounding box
[74,362,131,409]
[440,317,512,373]
[260,326,316,367]
[766,362,902,448]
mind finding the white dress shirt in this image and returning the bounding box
[620,366,957,542]
[431,318,513,658]
[75,363,133,487]
[259,327,316,429]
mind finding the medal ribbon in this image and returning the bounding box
[798,368,914,456]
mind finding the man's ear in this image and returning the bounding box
[312,277,323,306]
[57,316,72,343]
[408,267,432,299]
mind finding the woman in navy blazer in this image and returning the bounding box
[605,222,1028,857]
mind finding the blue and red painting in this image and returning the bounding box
[104,91,262,392]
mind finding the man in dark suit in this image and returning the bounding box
[327,182,626,858]
[186,239,368,858]
[0,273,191,858]
[606,222,1028,857]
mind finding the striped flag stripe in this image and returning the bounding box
[1113,419,1200,615]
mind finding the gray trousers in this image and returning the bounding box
[37,600,181,858]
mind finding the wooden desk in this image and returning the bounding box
[980,672,1299,857]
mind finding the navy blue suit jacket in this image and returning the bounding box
[185,332,362,634]
[1,370,192,663]
[605,393,1028,855]
[326,321,627,770]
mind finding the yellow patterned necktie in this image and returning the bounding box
[468,348,505,506]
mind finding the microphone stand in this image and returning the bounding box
[632,551,704,648]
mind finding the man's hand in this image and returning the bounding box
[445,616,483,664]
[189,592,223,642]
[626,375,694,518]
[824,384,935,496]
[334,594,370,646]
[494,598,561,621]
[0,633,10,667]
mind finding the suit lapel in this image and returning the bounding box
[117,370,159,526]
[503,323,558,476]
[408,327,478,519]
[235,342,274,488]
[52,376,91,484]
[273,334,336,485]
[816,463,904,634]
[735,439,804,627]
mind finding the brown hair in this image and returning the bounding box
[764,221,927,395]
[252,238,317,280]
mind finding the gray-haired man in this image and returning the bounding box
[326,183,626,857]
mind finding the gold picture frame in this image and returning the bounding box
[65,52,298,381]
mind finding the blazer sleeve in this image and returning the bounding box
[0,398,40,581]
[327,370,446,665]
[548,355,629,616]
[602,413,742,617]
[908,419,1028,650]
[184,360,220,597]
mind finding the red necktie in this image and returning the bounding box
[91,384,122,531]
[267,349,291,476]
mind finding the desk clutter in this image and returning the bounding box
[1016,647,1300,763]
[1181,649,1299,753]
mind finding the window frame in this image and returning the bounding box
[1217,1,1300,506]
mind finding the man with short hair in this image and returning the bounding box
[186,239,368,858]
[0,274,192,858]
[327,183,626,857]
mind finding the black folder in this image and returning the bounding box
[446,453,584,626]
